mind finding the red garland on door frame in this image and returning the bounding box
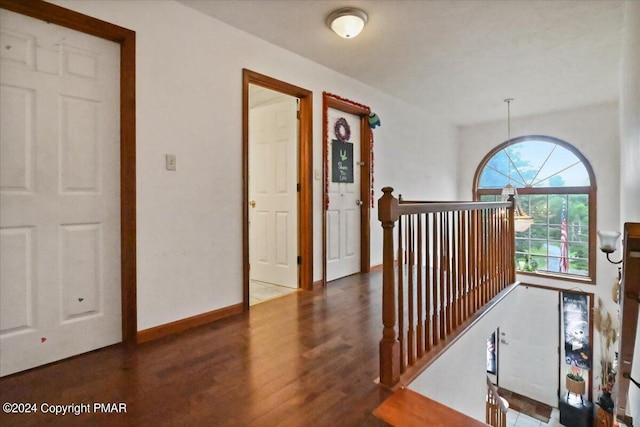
[323,92,375,209]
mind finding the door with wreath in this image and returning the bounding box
[326,110,361,281]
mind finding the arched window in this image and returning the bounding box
[474,136,596,283]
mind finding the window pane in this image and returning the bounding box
[530,195,547,223]
[479,168,509,188]
[475,138,593,280]
[530,256,546,271]
[568,194,589,243]
[569,242,588,276]
[515,238,529,253]
[478,139,591,190]
[533,146,589,187]
[529,224,548,239]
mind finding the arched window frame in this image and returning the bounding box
[473,135,597,284]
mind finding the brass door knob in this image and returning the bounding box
[249,200,256,208]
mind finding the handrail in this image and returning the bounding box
[486,377,508,427]
[487,377,508,413]
[378,187,515,389]
[398,201,511,215]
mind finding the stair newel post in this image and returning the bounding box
[378,187,400,388]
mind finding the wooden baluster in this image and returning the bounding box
[480,210,491,307]
[501,207,507,289]
[462,210,469,321]
[425,213,433,351]
[455,210,462,328]
[439,212,446,340]
[507,196,516,284]
[445,212,453,336]
[497,208,502,291]
[431,213,442,345]
[378,187,400,388]
[481,210,487,305]
[469,210,476,315]
[407,215,415,367]
[398,216,405,373]
[467,210,473,317]
[416,214,424,358]
[478,210,483,311]
[488,209,499,300]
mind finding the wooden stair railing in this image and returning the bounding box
[486,377,508,427]
[378,187,515,388]
[616,222,640,426]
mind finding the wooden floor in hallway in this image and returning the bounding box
[0,272,391,427]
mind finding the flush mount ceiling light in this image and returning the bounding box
[327,7,368,39]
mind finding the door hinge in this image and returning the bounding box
[297,110,301,120]
[297,256,301,265]
[297,183,301,192]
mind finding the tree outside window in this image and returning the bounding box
[474,136,596,283]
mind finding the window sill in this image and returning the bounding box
[516,270,594,285]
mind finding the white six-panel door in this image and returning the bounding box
[0,10,121,376]
[499,286,559,407]
[249,95,298,289]
[326,110,361,282]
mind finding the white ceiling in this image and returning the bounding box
[178,0,623,126]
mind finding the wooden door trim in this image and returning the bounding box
[0,0,137,345]
[242,69,313,309]
[322,93,371,286]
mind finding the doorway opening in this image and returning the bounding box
[247,85,299,305]
[242,70,313,310]
[322,93,371,285]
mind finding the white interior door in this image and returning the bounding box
[326,110,361,282]
[248,92,298,289]
[0,10,121,376]
[499,286,559,407]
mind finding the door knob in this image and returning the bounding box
[249,200,256,208]
[356,200,363,206]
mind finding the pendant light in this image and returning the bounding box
[500,99,534,233]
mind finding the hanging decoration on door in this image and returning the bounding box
[331,138,354,183]
[334,117,351,142]
[562,292,591,369]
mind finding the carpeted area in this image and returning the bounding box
[498,387,553,424]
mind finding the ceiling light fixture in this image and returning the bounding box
[500,98,534,233]
[327,7,368,39]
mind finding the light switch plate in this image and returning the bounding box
[166,154,176,171]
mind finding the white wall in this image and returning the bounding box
[620,1,640,225]
[408,286,517,420]
[49,0,457,330]
[456,102,621,400]
[620,1,640,421]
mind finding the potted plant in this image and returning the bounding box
[566,371,586,396]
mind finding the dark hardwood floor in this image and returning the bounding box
[0,272,392,426]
